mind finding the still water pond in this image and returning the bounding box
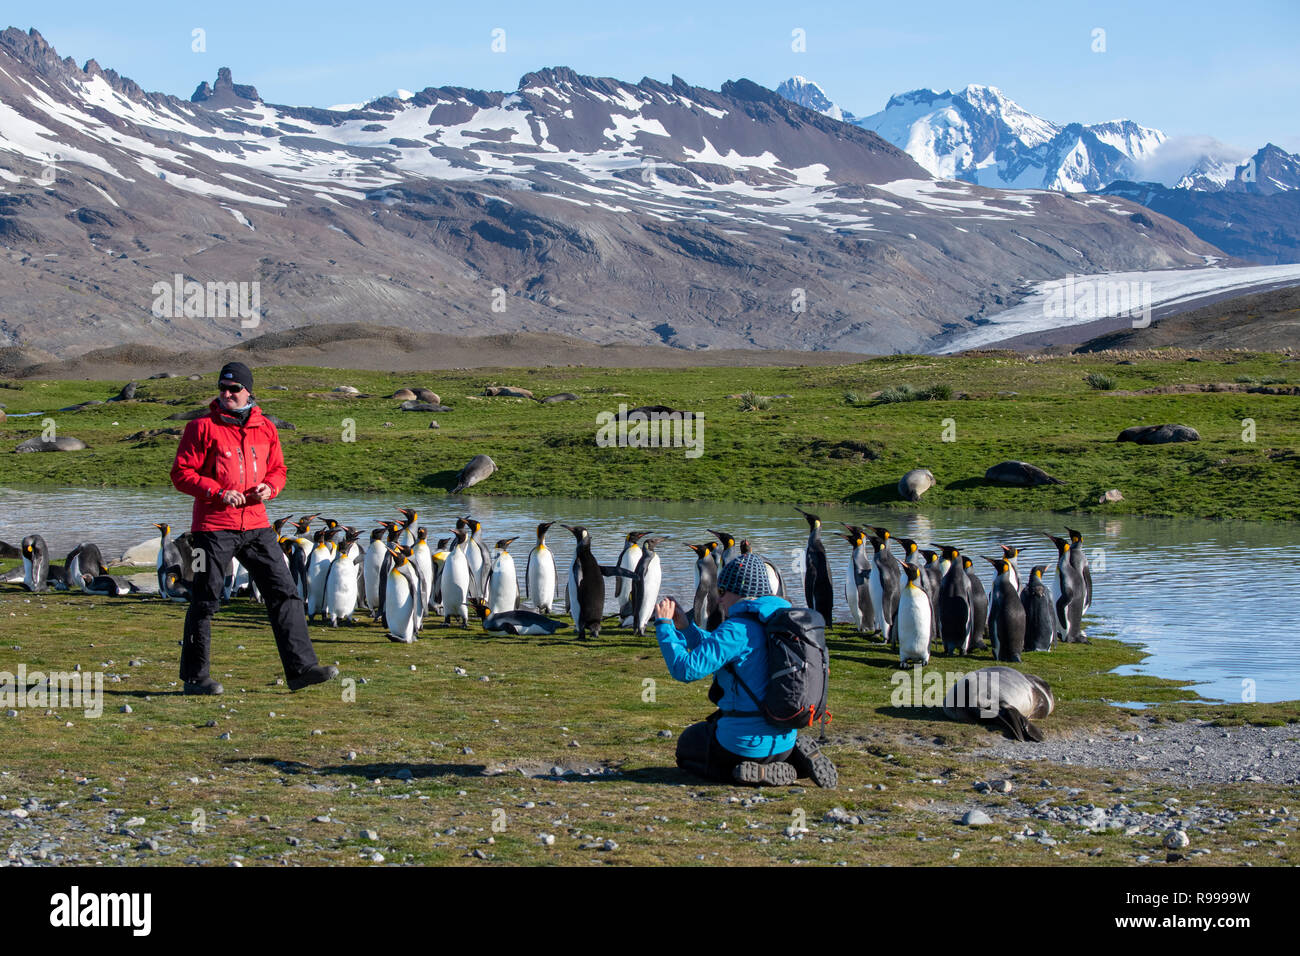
[1,485,1296,703]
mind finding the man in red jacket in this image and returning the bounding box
[170,362,338,695]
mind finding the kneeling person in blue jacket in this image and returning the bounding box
[654,553,837,788]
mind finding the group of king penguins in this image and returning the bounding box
[793,508,1094,668]
[10,534,143,597]
[10,509,1093,666]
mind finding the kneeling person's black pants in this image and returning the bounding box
[181,526,319,682]
[675,720,793,783]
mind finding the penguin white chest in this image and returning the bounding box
[897,586,932,665]
[488,552,517,615]
[387,569,417,641]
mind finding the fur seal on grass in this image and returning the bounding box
[944,666,1055,741]
[984,461,1064,486]
[898,468,936,502]
[452,454,497,494]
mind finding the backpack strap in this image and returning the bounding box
[717,661,764,718]
[716,609,767,719]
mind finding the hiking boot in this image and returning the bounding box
[732,760,798,787]
[790,735,838,789]
[183,677,224,696]
[287,664,339,691]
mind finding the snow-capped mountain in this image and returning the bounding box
[0,27,1221,359]
[1176,154,1243,190]
[774,77,855,123]
[790,81,1165,192]
[780,75,1300,202]
[1227,143,1300,195]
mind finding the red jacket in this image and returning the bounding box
[171,400,288,532]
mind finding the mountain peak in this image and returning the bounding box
[191,66,261,106]
[775,75,853,122]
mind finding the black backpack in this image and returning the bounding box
[715,607,831,732]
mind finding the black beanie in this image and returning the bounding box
[218,362,254,392]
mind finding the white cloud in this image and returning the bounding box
[1131,134,1251,187]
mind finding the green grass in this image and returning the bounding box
[1085,372,1116,390]
[2,583,1296,866]
[2,350,1299,520]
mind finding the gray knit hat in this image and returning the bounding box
[718,553,773,599]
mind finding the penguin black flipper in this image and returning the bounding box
[375,550,394,620]
[614,543,630,598]
[600,566,635,578]
[524,550,532,599]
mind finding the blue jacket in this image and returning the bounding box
[655,594,798,758]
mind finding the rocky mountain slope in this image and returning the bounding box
[0,27,1224,358]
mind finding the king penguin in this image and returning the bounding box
[615,531,650,623]
[525,522,557,613]
[867,527,902,646]
[396,507,420,547]
[984,555,1026,663]
[412,527,435,614]
[629,536,666,637]
[963,555,989,652]
[305,529,335,621]
[152,523,186,601]
[1066,528,1093,616]
[20,534,51,592]
[463,516,493,599]
[838,528,876,636]
[897,563,932,667]
[363,527,389,615]
[999,544,1022,593]
[563,525,626,641]
[382,545,424,642]
[486,537,520,616]
[1046,534,1087,643]
[324,529,364,627]
[708,530,740,568]
[687,543,722,630]
[442,528,473,628]
[938,545,974,655]
[1021,564,1056,652]
[795,508,833,623]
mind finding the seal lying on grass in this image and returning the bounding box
[943,666,1055,742]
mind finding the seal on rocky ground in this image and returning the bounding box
[943,666,1055,741]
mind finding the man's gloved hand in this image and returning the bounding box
[220,489,246,507]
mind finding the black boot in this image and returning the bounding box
[183,677,224,696]
[288,664,339,691]
[789,735,838,789]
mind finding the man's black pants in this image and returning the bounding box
[181,526,319,682]
[675,720,794,783]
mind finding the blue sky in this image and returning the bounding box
[16,0,1299,151]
